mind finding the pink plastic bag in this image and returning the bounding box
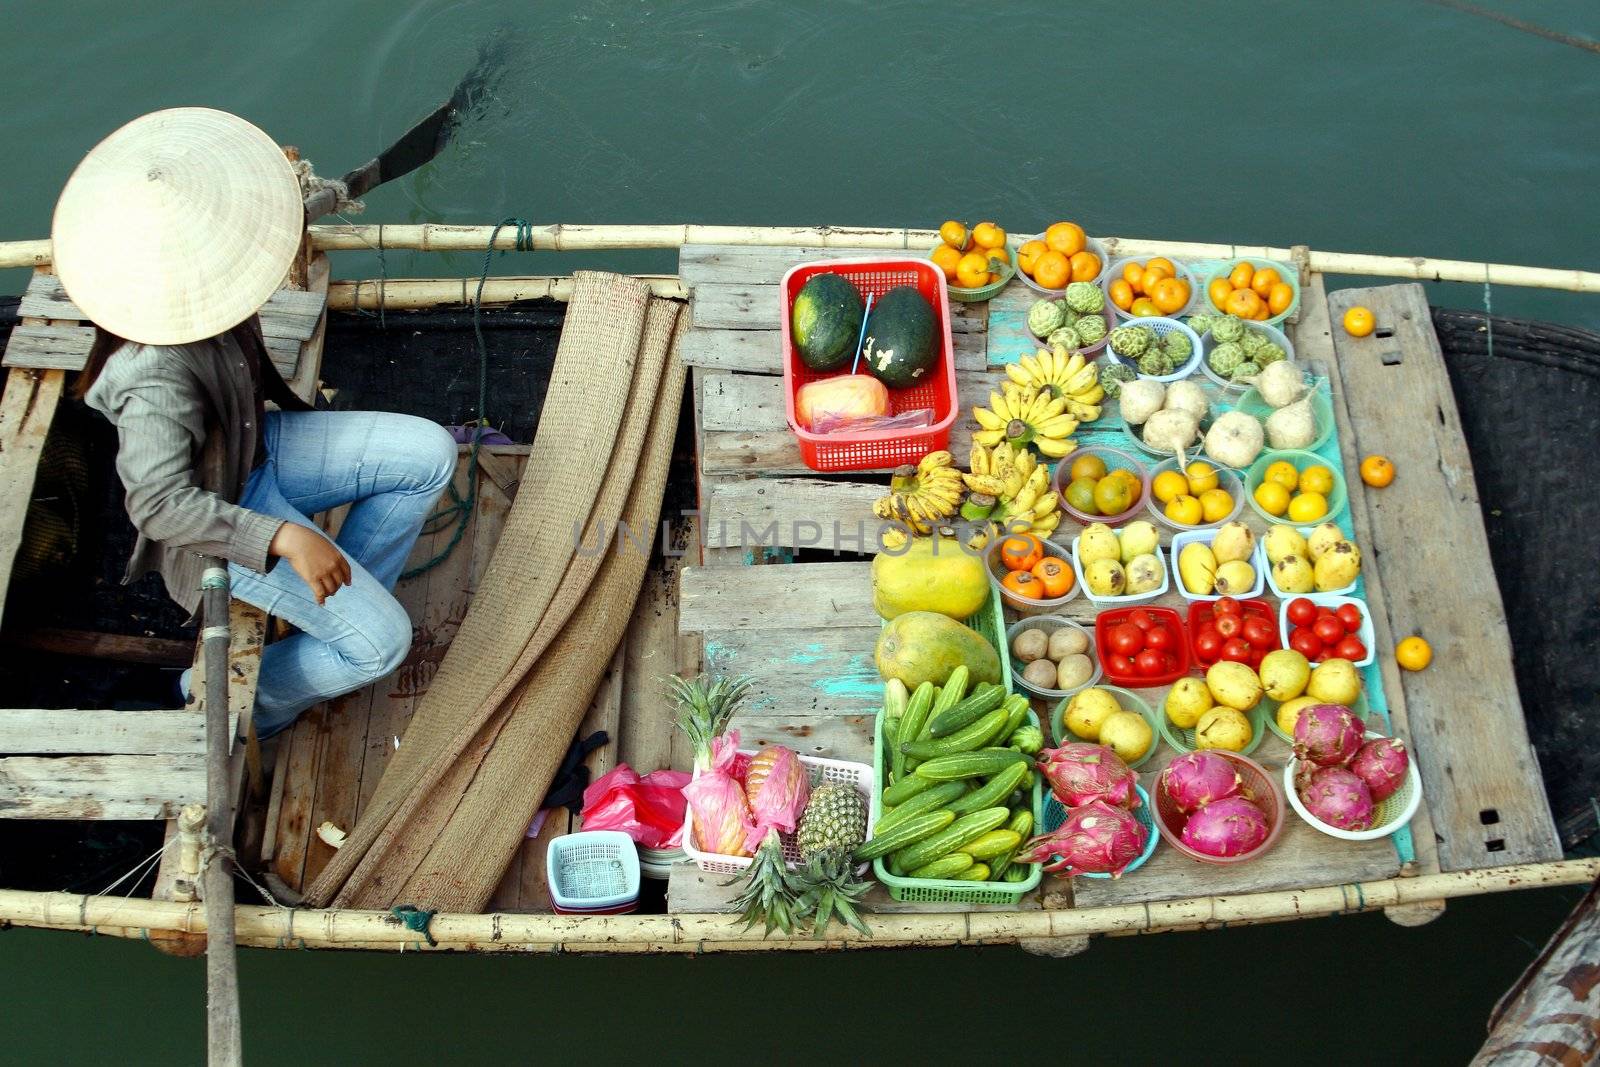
[579,763,692,849]
[743,746,811,852]
[681,733,756,856]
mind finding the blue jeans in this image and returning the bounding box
[183,410,457,737]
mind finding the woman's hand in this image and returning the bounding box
[270,522,352,605]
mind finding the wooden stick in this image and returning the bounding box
[197,561,242,1066]
[5,226,1600,292]
[2,858,1594,952]
[326,275,685,311]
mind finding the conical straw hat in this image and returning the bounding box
[52,108,303,346]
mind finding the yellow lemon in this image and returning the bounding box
[1198,487,1235,523]
[1184,461,1219,494]
[1253,481,1291,517]
[1298,465,1335,495]
[1153,469,1189,505]
[1264,460,1300,491]
[1165,494,1204,526]
[1287,491,1328,523]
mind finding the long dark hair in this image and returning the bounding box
[71,316,270,400]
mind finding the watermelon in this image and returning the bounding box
[863,285,937,388]
[791,273,865,371]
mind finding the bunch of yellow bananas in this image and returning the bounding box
[1004,345,1105,422]
[871,450,962,535]
[962,441,1062,547]
[971,380,1078,459]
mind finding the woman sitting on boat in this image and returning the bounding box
[55,107,456,736]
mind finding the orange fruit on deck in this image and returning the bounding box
[939,221,970,251]
[1360,454,1395,487]
[956,251,992,288]
[1343,306,1375,337]
[972,221,1006,249]
[1044,221,1086,256]
[1109,278,1135,310]
[1069,250,1102,282]
[1208,277,1234,310]
[930,243,962,281]
[1268,282,1294,316]
[1150,275,1190,314]
[1396,636,1432,671]
[1228,262,1255,290]
[1017,239,1047,277]
[1129,297,1160,317]
[1033,250,1071,289]
[1250,267,1281,299]
[1225,287,1264,319]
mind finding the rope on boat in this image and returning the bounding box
[291,159,366,215]
[390,904,438,946]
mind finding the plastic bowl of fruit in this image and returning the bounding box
[1017,234,1110,294]
[1040,785,1159,877]
[1235,383,1335,454]
[1051,685,1163,769]
[1185,597,1281,672]
[1103,256,1200,321]
[1093,606,1189,688]
[931,243,1015,303]
[1285,730,1423,842]
[1154,751,1285,864]
[1007,615,1100,702]
[987,533,1078,615]
[1280,593,1376,668]
[1143,458,1246,532]
[1266,689,1373,745]
[1121,402,1217,462]
[1204,258,1300,328]
[1157,693,1272,760]
[1024,304,1114,358]
[1054,446,1151,527]
[1263,525,1360,599]
[1244,449,1348,527]
[1103,317,1204,383]
[1198,320,1296,394]
[1170,528,1267,603]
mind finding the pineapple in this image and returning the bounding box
[795,782,868,860]
[666,673,752,771]
[793,849,872,940]
[726,829,802,937]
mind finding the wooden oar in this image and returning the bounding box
[300,96,460,220]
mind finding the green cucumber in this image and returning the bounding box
[998,695,1031,743]
[918,687,942,739]
[895,682,936,779]
[936,666,970,713]
[884,678,910,720]
[881,774,934,807]
[907,853,974,880]
[874,781,967,835]
[928,683,1006,738]
[1007,723,1044,755]
[960,829,1021,861]
[889,806,1010,874]
[911,748,1028,782]
[946,760,1032,815]
[853,810,954,863]
[988,809,1037,881]
[1006,808,1034,839]
[901,708,1010,761]
[951,863,992,881]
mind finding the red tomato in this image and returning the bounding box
[1335,637,1368,661]
[1220,638,1253,663]
[1335,604,1363,632]
[1316,606,1335,618]
[1313,615,1346,645]
[1289,627,1324,660]
[1194,629,1223,662]
[1248,647,1265,670]
[1135,649,1167,677]
[1107,622,1145,657]
[1106,652,1135,675]
[1215,614,1243,639]
[1242,617,1275,648]
[1129,609,1156,631]
[1145,625,1174,652]
[1214,596,1242,617]
[1287,598,1317,626]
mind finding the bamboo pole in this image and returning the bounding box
[3,225,1597,292]
[1,858,1594,953]
[326,275,685,311]
[198,561,241,1066]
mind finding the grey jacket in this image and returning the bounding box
[84,328,304,613]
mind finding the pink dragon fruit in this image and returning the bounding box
[1180,795,1270,857]
[1299,766,1376,831]
[1160,751,1242,814]
[1017,800,1148,877]
[1293,704,1365,767]
[1036,743,1139,810]
[1349,737,1410,802]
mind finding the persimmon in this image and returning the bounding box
[938,220,970,251]
[1044,221,1086,256]
[1360,454,1395,487]
[972,221,1006,249]
[1030,557,1074,598]
[1017,239,1046,277]
[1207,277,1234,310]
[1108,278,1135,310]
[1343,306,1375,337]
[1267,281,1294,316]
[1249,267,1281,299]
[1224,287,1264,319]
[1150,275,1190,314]
[1033,250,1071,289]
[1000,533,1044,571]
[1228,261,1255,290]
[1001,570,1043,600]
[930,243,962,282]
[956,251,992,288]
[1069,250,1101,282]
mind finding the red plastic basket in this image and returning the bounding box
[1186,598,1277,670]
[780,258,958,472]
[1094,606,1190,687]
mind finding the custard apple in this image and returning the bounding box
[1210,315,1246,344]
[1074,313,1108,345]
[1207,341,1246,376]
[1065,281,1105,314]
[1028,299,1065,340]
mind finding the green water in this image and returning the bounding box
[2,1,1597,1060]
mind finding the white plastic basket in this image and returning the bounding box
[681,750,875,874]
[1171,528,1267,602]
[1263,526,1358,598]
[1284,732,1423,841]
[1103,257,1200,321]
[1198,321,1296,393]
[546,830,641,910]
[1069,537,1170,607]
[1104,316,1203,383]
[1277,591,1376,667]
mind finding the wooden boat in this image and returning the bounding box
[0,221,1596,956]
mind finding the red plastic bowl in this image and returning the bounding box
[1153,751,1285,865]
[1054,445,1152,527]
[1095,605,1189,687]
[1186,598,1277,669]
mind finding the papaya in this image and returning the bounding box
[876,611,1001,690]
[872,536,987,620]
